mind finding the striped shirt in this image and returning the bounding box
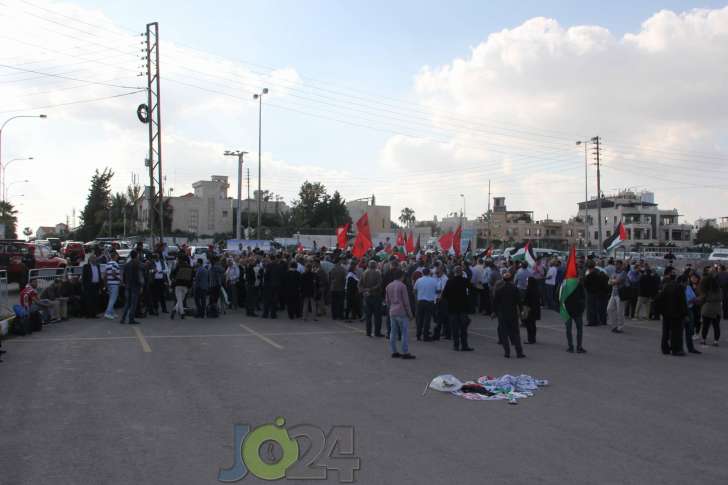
[106,260,121,286]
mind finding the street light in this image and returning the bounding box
[224,150,249,241]
[2,157,33,202]
[576,140,589,249]
[253,88,268,240]
[0,114,46,203]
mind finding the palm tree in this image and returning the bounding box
[399,207,415,227]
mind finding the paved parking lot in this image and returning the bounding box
[1,309,727,484]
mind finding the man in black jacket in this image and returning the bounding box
[81,255,102,318]
[564,279,587,353]
[583,261,609,326]
[654,267,687,356]
[492,272,525,358]
[442,265,473,352]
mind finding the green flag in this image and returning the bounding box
[559,245,579,321]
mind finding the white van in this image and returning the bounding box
[708,250,728,262]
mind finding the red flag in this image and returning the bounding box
[453,225,462,257]
[406,230,415,254]
[565,245,578,279]
[485,245,493,257]
[352,213,372,258]
[396,230,405,247]
[296,242,304,253]
[438,231,453,252]
[336,223,350,250]
[352,234,372,258]
[356,213,372,244]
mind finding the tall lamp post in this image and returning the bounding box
[575,140,589,249]
[459,193,466,230]
[253,88,268,240]
[2,157,33,202]
[0,115,46,202]
[224,150,248,241]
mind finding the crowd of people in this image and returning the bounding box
[2,240,725,363]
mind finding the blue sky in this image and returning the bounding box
[2,0,727,230]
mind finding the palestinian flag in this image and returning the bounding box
[559,245,579,321]
[511,241,536,267]
[603,222,627,252]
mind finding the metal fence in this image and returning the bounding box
[28,267,69,292]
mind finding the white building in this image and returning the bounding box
[576,191,693,248]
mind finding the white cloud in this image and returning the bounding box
[382,6,728,224]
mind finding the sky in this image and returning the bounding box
[1,0,727,234]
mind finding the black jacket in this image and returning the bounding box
[639,273,660,298]
[583,269,609,296]
[283,270,302,298]
[524,278,541,321]
[655,279,688,320]
[82,262,101,289]
[442,276,469,314]
[493,281,520,322]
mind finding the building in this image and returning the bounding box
[472,198,582,249]
[720,217,728,232]
[36,223,68,239]
[576,190,692,249]
[346,197,391,236]
[238,190,290,219]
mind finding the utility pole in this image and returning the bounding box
[253,88,268,240]
[487,179,491,245]
[246,168,251,231]
[224,150,248,241]
[592,136,602,251]
[576,140,589,249]
[141,22,163,246]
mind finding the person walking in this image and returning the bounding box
[492,272,525,358]
[384,270,415,359]
[360,260,384,337]
[442,265,474,352]
[700,273,722,346]
[103,251,121,320]
[655,267,687,356]
[170,254,193,320]
[120,250,143,325]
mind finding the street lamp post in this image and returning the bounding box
[459,193,465,228]
[0,115,46,203]
[576,140,589,249]
[2,157,33,202]
[224,150,249,241]
[253,88,268,240]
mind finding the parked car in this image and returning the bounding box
[708,250,728,262]
[62,241,86,265]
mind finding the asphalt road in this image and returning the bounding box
[1,307,726,485]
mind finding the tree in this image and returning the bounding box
[695,225,728,246]
[76,168,114,241]
[0,201,19,239]
[23,227,32,239]
[398,207,416,227]
[290,181,350,229]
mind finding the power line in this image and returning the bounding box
[0,89,145,114]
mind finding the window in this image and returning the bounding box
[594,231,598,240]
[222,210,229,217]
[606,230,612,237]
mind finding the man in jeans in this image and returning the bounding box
[442,265,474,352]
[413,267,437,341]
[360,260,384,337]
[384,270,415,359]
[120,250,142,325]
[104,251,121,320]
[607,260,627,333]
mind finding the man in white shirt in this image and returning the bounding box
[413,268,438,341]
[432,264,450,340]
[545,261,558,311]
